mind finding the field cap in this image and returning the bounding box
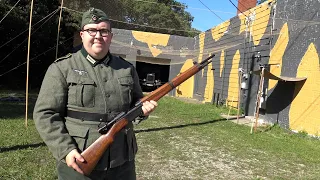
[81,8,109,29]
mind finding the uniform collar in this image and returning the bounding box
[80,47,111,67]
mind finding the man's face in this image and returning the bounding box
[80,21,113,59]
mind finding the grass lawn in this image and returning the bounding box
[1,93,320,179]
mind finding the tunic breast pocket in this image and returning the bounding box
[117,76,133,106]
[67,75,96,108]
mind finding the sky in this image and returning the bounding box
[176,0,238,32]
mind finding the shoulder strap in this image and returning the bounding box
[54,53,72,63]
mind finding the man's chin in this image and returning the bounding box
[92,46,105,52]
[92,44,104,49]
[92,50,108,57]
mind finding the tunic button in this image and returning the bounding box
[99,118,103,122]
[106,94,110,98]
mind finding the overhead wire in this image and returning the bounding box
[0,4,238,66]
[21,7,300,59]
[0,18,304,74]
[113,30,280,59]
[3,1,316,74]
[237,0,254,14]
[0,36,74,77]
[62,7,202,33]
[0,8,60,50]
[0,0,22,24]
[109,29,245,55]
[197,0,224,22]
[132,0,235,15]
[111,36,243,57]
[56,1,64,59]
[110,13,282,57]
[228,0,248,17]
[0,8,60,64]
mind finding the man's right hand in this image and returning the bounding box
[66,149,85,174]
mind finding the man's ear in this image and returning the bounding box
[80,31,84,39]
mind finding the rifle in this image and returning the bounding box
[76,54,215,175]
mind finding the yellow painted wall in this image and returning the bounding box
[203,60,214,103]
[198,32,205,63]
[289,43,320,136]
[251,2,272,46]
[238,0,274,44]
[238,11,251,34]
[132,31,170,57]
[227,50,241,107]
[220,50,225,77]
[198,32,206,87]
[175,59,195,98]
[175,32,207,98]
[125,0,320,137]
[211,20,230,41]
[268,23,289,90]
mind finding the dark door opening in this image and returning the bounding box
[136,61,170,92]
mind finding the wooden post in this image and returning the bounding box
[251,67,265,133]
[226,95,235,120]
[25,0,34,127]
[237,69,242,123]
[55,0,64,59]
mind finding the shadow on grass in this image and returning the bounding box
[0,142,46,153]
[135,117,234,133]
[0,102,35,119]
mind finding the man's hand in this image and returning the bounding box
[66,149,85,174]
[142,100,158,116]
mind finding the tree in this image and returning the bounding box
[0,0,200,89]
[64,0,199,37]
[118,0,198,36]
[0,0,76,88]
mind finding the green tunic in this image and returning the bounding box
[33,48,144,170]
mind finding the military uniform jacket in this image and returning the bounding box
[33,48,144,170]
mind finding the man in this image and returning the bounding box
[33,8,157,180]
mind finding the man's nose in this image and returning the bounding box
[95,30,102,38]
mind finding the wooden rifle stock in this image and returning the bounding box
[76,54,215,175]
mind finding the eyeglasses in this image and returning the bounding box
[83,28,112,37]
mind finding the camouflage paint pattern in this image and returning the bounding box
[73,0,320,135]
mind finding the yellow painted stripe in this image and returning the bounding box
[175,59,194,98]
[220,50,225,77]
[211,20,230,41]
[251,1,272,45]
[203,57,214,103]
[289,43,320,136]
[268,23,289,90]
[227,50,241,108]
[132,31,170,57]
